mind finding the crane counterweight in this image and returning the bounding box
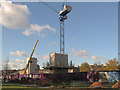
[59,5,72,16]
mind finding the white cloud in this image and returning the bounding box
[71,48,89,58]
[22,24,56,36]
[7,60,25,69]
[0,59,2,63]
[43,55,49,60]
[34,54,42,59]
[0,0,56,38]
[0,0,30,29]
[10,51,27,57]
[21,59,25,63]
[34,54,49,60]
[91,56,105,60]
[22,29,33,36]
[31,24,56,32]
[15,59,25,69]
[7,61,17,68]
[20,64,25,68]
[15,59,25,63]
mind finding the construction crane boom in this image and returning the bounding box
[39,2,59,13]
[24,40,38,74]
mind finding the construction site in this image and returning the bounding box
[2,2,74,77]
[1,1,120,89]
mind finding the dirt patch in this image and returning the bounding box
[112,80,120,88]
[90,82,104,88]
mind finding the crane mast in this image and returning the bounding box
[59,5,72,54]
[59,16,65,54]
[24,40,38,74]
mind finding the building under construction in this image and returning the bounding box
[26,57,38,74]
[49,53,68,68]
[1,3,74,81]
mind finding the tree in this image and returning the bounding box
[46,62,50,67]
[70,60,72,67]
[69,60,74,67]
[93,63,97,67]
[100,64,105,71]
[105,58,119,71]
[118,64,120,70]
[79,62,91,72]
[93,63,105,71]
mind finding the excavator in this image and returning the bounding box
[24,40,38,74]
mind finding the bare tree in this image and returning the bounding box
[2,57,10,76]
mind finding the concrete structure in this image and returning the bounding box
[50,53,68,68]
[1,69,18,76]
[18,69,25,74]
[68,67,79,73]
[38,69,54,74]
[26,57,38,74]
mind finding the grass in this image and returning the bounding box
[1,84,51,90]
[51,81,115,89]
[0,81,116,90]
[53,81,91,87]
[1,84,32,88]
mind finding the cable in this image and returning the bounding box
[39,2,59,13]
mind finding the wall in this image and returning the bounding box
[50,53,68,68]
[27,57,38,74]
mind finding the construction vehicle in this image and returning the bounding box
[24,40,38,74]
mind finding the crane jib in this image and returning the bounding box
[24,40,38,74]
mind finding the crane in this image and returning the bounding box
[24,40,38,74]
[40,2,72,54]
[59,5,72,54]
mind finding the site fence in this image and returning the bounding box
[1,71,120,83]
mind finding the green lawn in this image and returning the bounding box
[0,82,116,90]
[2,84,37,89]
[52,81,114,88]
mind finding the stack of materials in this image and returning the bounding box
[90,82,104,88]
[112,80,120,88]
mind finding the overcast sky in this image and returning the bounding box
[1,1,118,70]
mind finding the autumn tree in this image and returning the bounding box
[118,64,120,70]
[93,63,105,71]
[105,58,119,71]
[92,63,98,71]
[100,64,105,71]
[79,62,91,72]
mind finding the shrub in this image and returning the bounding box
[87,71,99,82]
[36,79,51,86]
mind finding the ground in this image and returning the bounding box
[1,81,116,90]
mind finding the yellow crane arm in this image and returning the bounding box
[24,40,38,74]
